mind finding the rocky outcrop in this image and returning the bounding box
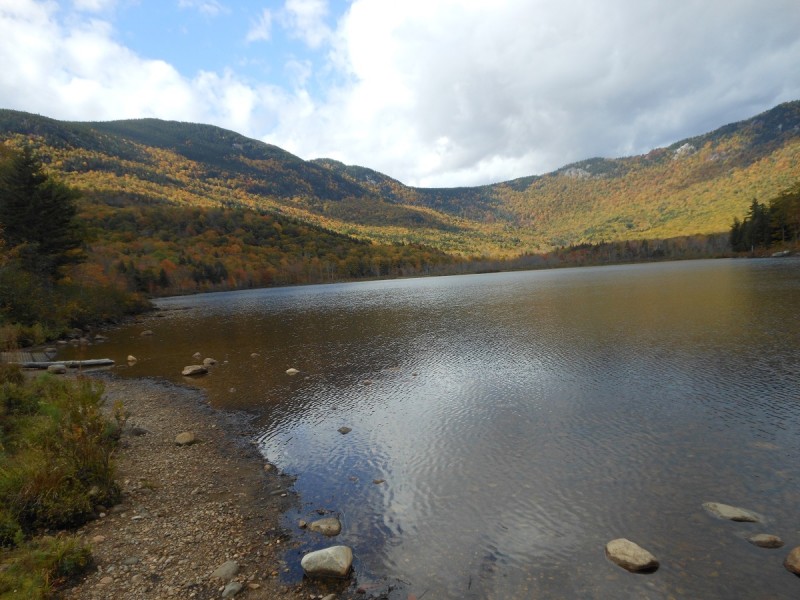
[605,538,659,573]
[300,546,353,578]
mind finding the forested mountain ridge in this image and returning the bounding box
[0,101,799,256]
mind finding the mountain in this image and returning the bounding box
[0,101,799,257]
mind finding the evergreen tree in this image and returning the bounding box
[0,146,84,275]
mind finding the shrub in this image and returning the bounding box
[0,535,92,599]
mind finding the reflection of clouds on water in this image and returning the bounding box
[62,259,800,599]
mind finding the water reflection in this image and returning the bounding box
[62,259,800,598]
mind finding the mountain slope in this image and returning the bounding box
[0,101,799,256]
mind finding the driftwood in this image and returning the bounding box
[18,359,115,369]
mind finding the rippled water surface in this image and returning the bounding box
[64,259,800,598]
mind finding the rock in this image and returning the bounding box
[122,556,140,566]
[748,534,784,549]
[300,545,353,578]
[175,432,196,446]
[181,365,208,376]
[309,517,342,537]
[211,560,239,581]
[94,334,108,341]
[127,355,137,363]
[140,330,153,336]
[263,463,274,472]
[203,357,218,367]
[47,363,68,374]
[373,479,385,485]
[338,426,352,434]
[286,368,300,375]
[250,352,260,358]
[192,352,202,359]
[321,595,337,600]
[784,546,800,575]
[702,502,761,522]
[222,581,243,598]
[605,538,659,573]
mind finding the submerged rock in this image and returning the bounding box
[605,538,659,573]
[309,517,342,537]
[301,545,353,578]
[748,534,784,549]
[338,426,352,435]
[127,355,137,363]
[286,367,300,375]
[784,547,800,575]
[203,357,218,367]
[181,365,208,376]
[702,502,761,522]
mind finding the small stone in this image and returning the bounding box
[91,535,106,544]
[784,546,800,575]
[247,583,261,590]
[47,363,67,374]
[250,352,260,358]
[140,330,153,336]
[702,502,761,522]
[203,357,218,367]
[605,538,659,573]
[286,368,300,375]
[361,379,372,385]
[321,595,337,600]
[127,355,137,363]
[373,479,385,485]
[192,352,202,359]
[222,581,243,598]
[211,560,239,581]
[99,576,113,585]
[309,517,342,537]
[175,431,196,446]
[264,463,274,472]
[298,520,307,529]
[182,364,208,376]
[748,534,784,549]
[122,556,140,566]
[338,427,352,435]
[300,546,353,578]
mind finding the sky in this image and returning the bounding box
[0,1,799,188]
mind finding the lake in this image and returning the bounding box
[61,258,800,598]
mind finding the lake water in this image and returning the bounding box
[61,259,800,598]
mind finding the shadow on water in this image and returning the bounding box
[61,259,800,599]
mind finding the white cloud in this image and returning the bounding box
[279,0,331,49]
[1,0,799,187]
[266,0,800,186]
[245,7,271,43]
[0,1,283,136]
[177,0,229,17]
[72,0,116,11]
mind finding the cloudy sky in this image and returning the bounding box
[1,0,799,187]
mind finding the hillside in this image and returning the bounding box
[0,101,799,256]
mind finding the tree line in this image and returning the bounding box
[730,184,800,252]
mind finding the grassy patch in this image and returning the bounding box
[0,366,120,597]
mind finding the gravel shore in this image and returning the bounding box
[62,375,301,600]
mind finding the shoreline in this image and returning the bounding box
[60,373,312,599]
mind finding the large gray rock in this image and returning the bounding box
[300,545,353,578]
[702,502,761,522]
[605,538,659,573]
[748,534,784,549]
[211,559,239,580]
[784,546,800,575]
[181,364,208,376]
[309,517,342,537]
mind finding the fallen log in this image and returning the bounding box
[18,359,115,369]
